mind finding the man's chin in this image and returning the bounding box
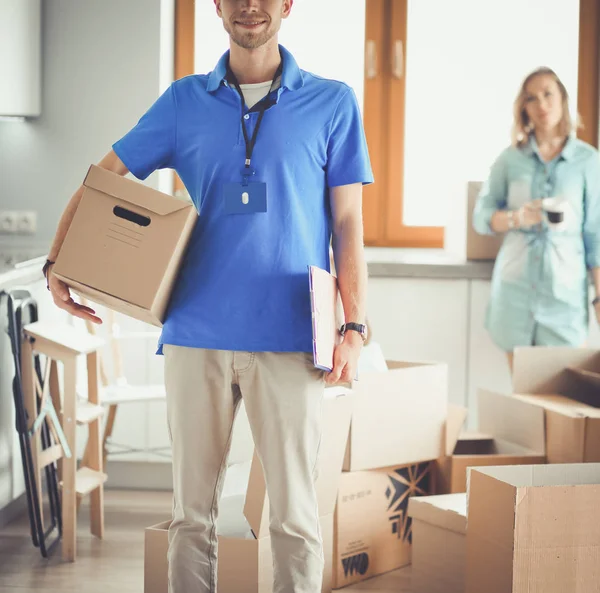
[232,33,271,50]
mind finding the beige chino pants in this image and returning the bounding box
[163,345,326,593]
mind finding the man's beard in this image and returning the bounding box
[224,19,277,50]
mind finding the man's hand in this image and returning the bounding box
[325,331,363,385]
[47,264,103,325]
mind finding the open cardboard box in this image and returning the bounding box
[466,463,600,593]
[512,347,600,463]
[333,460,434,588]
[408,493,467,593]
[436,390,546,493]
[144,387,353,593]
[343,360,448,471]
[53,165,198,326]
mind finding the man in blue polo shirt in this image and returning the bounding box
[45,0,372,590]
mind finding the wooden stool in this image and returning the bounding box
[21,321,107,562]
[78,301,167,468]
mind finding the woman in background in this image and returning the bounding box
[474,67,600,372]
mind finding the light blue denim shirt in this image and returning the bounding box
[473,136,600,351]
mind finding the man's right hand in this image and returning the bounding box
[47,264,103,325]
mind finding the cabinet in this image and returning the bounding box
[466,280,511,429]
[368,277,469,407]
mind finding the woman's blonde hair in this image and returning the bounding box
[512,67,579,147]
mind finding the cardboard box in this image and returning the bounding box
[145,513,334,593]
[144,388,353,593]
[333,461,433,588]
[466,463,600,593]
[436,390,546,493]
[53,165,198,326]
[512,347,600,463]
[408,493,467,593]
[466,181,503,261]
[343,361,448,471]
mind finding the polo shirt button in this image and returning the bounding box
[244,114,250,120]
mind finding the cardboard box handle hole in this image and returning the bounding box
[113,206,151,227]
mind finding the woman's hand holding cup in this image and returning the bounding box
[516,199,544,229]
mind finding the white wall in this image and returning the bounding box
[402,0,580,256]
[194,1,366,107]
[0,0,166,515]
[0,0,163,250]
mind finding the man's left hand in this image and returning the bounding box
[325,331,363,385]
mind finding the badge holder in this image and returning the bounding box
[223,167,267,214]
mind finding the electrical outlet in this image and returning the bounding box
[0,210,38,234]
[0,211,18,234]
[16,211,37,234]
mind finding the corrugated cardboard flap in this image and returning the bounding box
[478,390,545,454]
[445,405,468,456]
[513,393,600,419]
[513,347,599,395]
[243,451,269,539]
[84,164,193,216]
[567,366,600,390]
[408,493,467,534]
[470,462,600,488]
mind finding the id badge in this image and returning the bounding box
[223,182,267,214]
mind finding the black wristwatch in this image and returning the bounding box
[339,322,367,342]
[42,259,55,290]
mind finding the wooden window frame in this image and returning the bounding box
[363,0,444,248]
[173,0,195,195]
[577,0,600,147]
[174,0,599,243]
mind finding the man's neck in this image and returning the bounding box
[229,38,281,84]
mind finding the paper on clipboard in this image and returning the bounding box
[309,265,345,371]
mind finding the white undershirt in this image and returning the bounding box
[239,79,280,109]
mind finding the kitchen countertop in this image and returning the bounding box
[0,250,496,289]
[0,256,46,291]
[365,248,494,280]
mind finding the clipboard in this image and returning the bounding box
[308,265,345,371]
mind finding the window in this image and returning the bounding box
[173,0,195,198]
[174,0,598,250]
[363,0,444,248]
[578,0,600,148]
[363,0,594,249]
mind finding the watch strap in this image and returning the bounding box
[340,322,367,341]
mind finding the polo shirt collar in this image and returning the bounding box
[206,44,304,93]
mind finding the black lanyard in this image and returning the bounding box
[227,59,284,171]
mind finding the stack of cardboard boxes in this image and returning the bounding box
[409,347,600,593]
[55,169,600,591]
[332,360,448,588]
[144,358,453,592]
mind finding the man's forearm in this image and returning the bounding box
[48,150,128,261]
[332,218,367,324]
[48,185,85,261]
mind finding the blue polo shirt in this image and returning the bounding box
[113,45,373,353]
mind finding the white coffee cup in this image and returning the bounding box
[542,197,567,229]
